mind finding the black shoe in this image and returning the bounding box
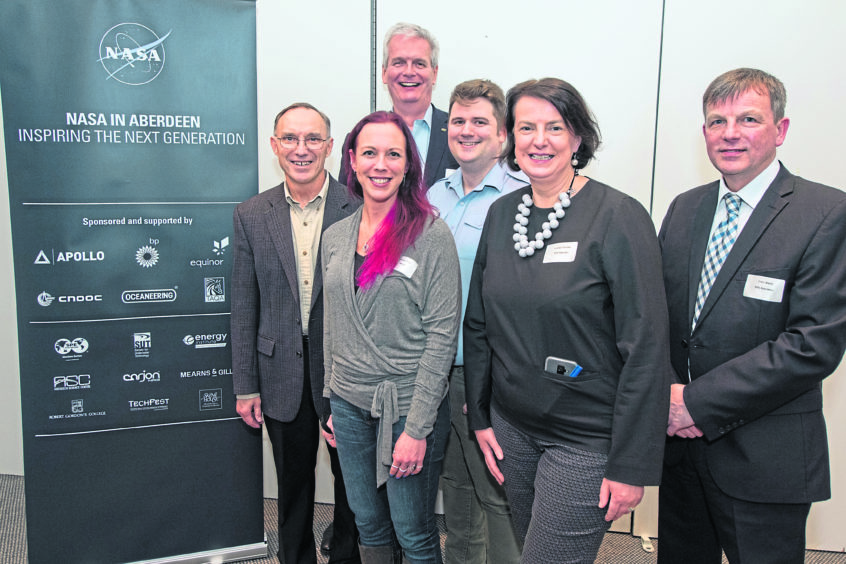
[320,523,334,554]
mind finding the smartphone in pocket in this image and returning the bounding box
[544,356,583,378]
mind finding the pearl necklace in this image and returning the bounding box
[512,173,577,257]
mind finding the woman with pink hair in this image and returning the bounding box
[321,111,461,564]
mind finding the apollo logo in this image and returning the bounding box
[98,23,171,85]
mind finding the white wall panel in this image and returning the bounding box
[377,0,664,209]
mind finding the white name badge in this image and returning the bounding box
[394,256,418,278]
[543,242,578,263]
[743,274,785,303]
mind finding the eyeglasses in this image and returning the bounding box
[274,134,328,149]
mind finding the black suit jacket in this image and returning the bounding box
[230,175,359,421]
[659,164,846,503]
[423,105,459,187]
[339,104,458,188]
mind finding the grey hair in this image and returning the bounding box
[382,22,439,68]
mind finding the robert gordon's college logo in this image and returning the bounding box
[98,23,171,85]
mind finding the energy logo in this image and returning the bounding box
[98,23,170,85]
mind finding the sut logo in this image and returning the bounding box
[98,23,170,85]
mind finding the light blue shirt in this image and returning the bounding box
[411,104,433,164]
[427,161,529,365]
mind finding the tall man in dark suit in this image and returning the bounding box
[339,22,458,188]
[232,103,360,564]
[658,68,846,564]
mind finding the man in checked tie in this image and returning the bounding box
[656,68,846,564]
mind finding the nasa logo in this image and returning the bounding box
[98,23,171,85]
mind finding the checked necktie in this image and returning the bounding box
[691,193,742,330]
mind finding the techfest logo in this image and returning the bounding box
[98,23,171,85]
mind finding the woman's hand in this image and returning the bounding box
[474,428,506,485]
[391,431,425,479]
[598,478,644,522]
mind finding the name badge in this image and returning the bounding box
[743,274,785,303]
[543,242,578,263]
[394,256,418,278]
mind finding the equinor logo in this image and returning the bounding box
[98,23,170,85]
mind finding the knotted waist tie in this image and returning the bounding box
[370,380,399,487]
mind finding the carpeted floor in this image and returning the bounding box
[2,474,845,563]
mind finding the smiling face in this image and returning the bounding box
[448,97,506,172]
[512,96,581,186]
[271,107,332,193]
[382,34,438,110]
[350,122,408,208]
[703,88,789,192]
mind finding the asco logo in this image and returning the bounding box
[98,23,171,85]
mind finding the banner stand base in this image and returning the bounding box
[126,538,268,564]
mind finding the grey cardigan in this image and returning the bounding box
[322,208,460,485]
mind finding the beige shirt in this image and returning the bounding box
[284,173,330,335]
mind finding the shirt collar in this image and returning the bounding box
[390,104,433,128]
[283,172,330,208]
[444,161,516,197]
[718,158,780,209]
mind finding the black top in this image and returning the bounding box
[463,179,672,485]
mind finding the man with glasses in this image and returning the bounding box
[232,103,360,564]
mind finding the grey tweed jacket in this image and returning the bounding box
[231,175,359,422]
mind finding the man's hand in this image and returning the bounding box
[474,427,505,485]
[598,479,644,522]
[321,415,336,448]
[667,383,703,437]
[236,396,263,428]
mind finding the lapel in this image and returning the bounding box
[692,166,794,330]
[425,106,449,186]
[310,175,357,312]
[263,183,301,305]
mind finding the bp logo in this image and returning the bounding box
[98,23,170,85]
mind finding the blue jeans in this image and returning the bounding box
[331,393,449,564]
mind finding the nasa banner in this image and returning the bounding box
[0,1,265,563]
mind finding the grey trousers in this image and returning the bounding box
[491,408,610,564]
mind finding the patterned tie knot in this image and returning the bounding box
[725,193,741,220]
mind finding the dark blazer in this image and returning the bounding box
[231,175,359,421]
[338,104,458,188]
[659,164,846,503]
[423,105,459,187]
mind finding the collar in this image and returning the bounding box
[718,159,780,209]
[283,172,330,208]
[391,103,433,129]
[445,160,518,197]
